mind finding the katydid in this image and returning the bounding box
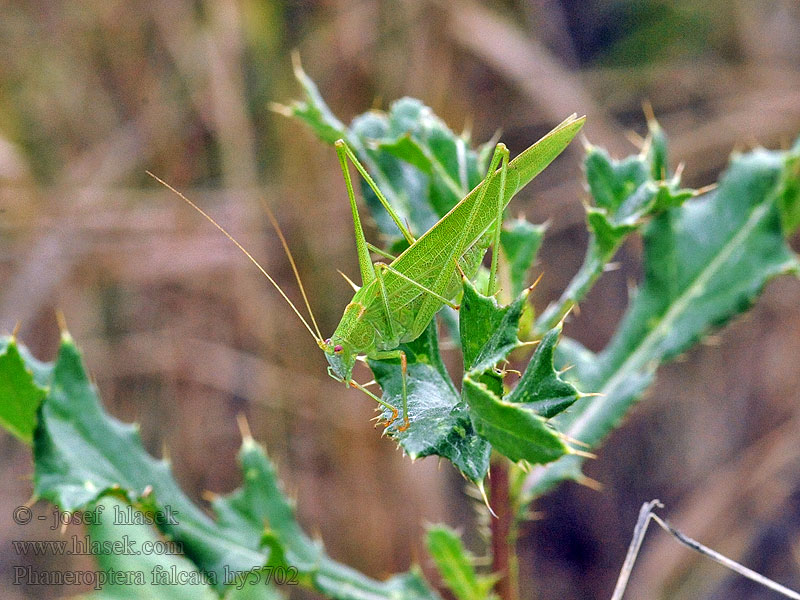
[149,113,584,432]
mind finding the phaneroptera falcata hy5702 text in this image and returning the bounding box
[149,113,584,431]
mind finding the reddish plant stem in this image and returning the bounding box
[491,459,518,600]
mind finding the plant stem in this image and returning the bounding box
[491,458,519,600]
[533,236,618,336]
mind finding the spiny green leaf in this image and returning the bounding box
[373,97,484,219]
[214,439,438,600]
[600,147,798,368]
[499,218,546,297]
[377,135,434,173]
[584,119,692,231]
[0,338,46,443]
[278,61,438,240]
[526,142,800,499]
[276,60,346,145]
[31,336,440,599]
[584,144,692,236]
[212,439,320,571]
[779,150,800,234]
[584,149,650,214]
[2,335,53,388]
[534,121,694,335]
[458,291,579,467]
[372,281,586,472]
[349,109,440,236]
[507,326,580,419]
[459,276,574,468]
[369,321,491,483]
[34,336,268,592]
[460,279,527,374]
[585,208,639,254]
[81,496,218,600]
[646,117,670,180]
[651,181,695,212]
[462,375,570,465]
[426,525,498,600]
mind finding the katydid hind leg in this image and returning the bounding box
[336,139,415,244]
[374,262,398,341]
[336,141,376,287]
[378,263,460,309]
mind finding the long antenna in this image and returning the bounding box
[259,199,323,341]
[147,172,322,344]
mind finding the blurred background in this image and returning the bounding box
[1,1,800,598]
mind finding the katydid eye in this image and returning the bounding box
[334,345,343,353]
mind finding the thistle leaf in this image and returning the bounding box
[377,134,434,173]
[22,336,440,600]
[584,150,650,214]
[283,73,487,241]
[506,326,580,419]
[82,496,218,600]
[779,150,800,233]
[535,119,694,335]
[372,279,585,473]
[526,141,800,498]
[459,282,577,464]
[277,59,347,145]
[369,322,491,483]
[0,338,46,443]
[34,336,270,591]
[462,375,569,465]
[499,218,546,297]
[460,279,527,374]
[211,439,321,572]
[426,525,498,600]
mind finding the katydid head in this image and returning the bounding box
[320,337,357,381]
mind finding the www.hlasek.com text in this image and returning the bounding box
[12,535,182,557]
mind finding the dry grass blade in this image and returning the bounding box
[612,500,800,600]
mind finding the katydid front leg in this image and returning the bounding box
[370,348,409,431]
[330,368,400,425]
[376,262,460,309]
